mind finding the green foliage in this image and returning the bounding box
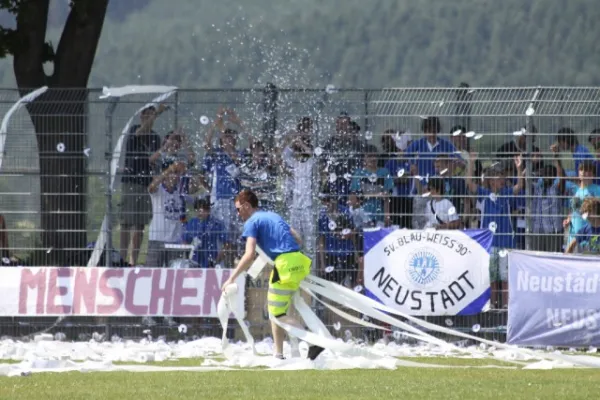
[1,0,600,88]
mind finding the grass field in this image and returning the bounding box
[1,357,599,400]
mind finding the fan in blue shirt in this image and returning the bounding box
[201,131,243,200]
[466,153,525,248]
[182,198,232,268]
[404,117,461,181]
[556,127,594,177]
[566,197,600,254]
[564,161,600,245]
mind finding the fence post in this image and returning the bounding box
[104,97,119,268]
[173,91,179,128]
[525,87,541,251]
[262,83,278,149]
[455,82,472,130]
[363,90,369,133]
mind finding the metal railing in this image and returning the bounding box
[1,84,600,342]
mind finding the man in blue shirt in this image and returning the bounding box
[182,198,232,268]
[221,189,324,361]
[556,127,594,176]
[404,116,460,180]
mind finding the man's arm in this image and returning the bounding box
[565,238,578,254]
[290,227,303,248]
[228,237,257,282]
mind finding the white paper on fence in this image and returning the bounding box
[0,267,244,317]
[88,89,177,268]
[99,85,178,99]
[364,229,491,316]
[0,86,48,171]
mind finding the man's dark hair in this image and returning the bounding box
[428,177,445,195]
[194,197,211,211]
[589,128,600,143]
[235,189,259,208]
[579,160,595,173]
[422,117,441,134]
[557,127,578,147]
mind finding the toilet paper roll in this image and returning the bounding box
[136,352,155,363]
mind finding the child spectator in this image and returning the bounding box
[384,130,413,228]
[350,146,394,226]
[422,178,461,230]
[566,198,600,254]
[182,198,232,268]
[466,153,524,308]
[317,188,358,287]
[564,160,600,247]
[531,145,565,252]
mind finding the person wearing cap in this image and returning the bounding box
[317,186,358,287]
[563,160,600,247]
[466,153,524,308]
[221,189,324,361]
[182,198,232,268]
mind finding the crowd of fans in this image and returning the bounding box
[2,104,600,312]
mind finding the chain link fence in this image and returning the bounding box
[1,85,599,342]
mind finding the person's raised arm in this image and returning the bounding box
[565,238,578,254]
[512,155,525,195]
[290,227,303,248]
[465,152,479,194]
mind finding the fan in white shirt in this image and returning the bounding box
[423,178,461,230]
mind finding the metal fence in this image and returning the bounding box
[1,84,600,342]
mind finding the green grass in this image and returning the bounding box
[1,357,599,400]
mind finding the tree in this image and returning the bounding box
[0,0,109,265]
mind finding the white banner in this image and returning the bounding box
[0,267,244,317]
[364,228,492,316]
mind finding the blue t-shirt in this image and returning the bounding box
[241,211,300,261]
[405,137,459,179]
[477,186,516,248]
[573,144,594,174]
[565,182,600,243]
[385,159,412,196]
[201,148,242,200]
[575,223,600,254]
[350,167,393,222]
[182,216,229,268]
[318,205,355,255]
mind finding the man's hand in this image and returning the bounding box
[221,277,235,293]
